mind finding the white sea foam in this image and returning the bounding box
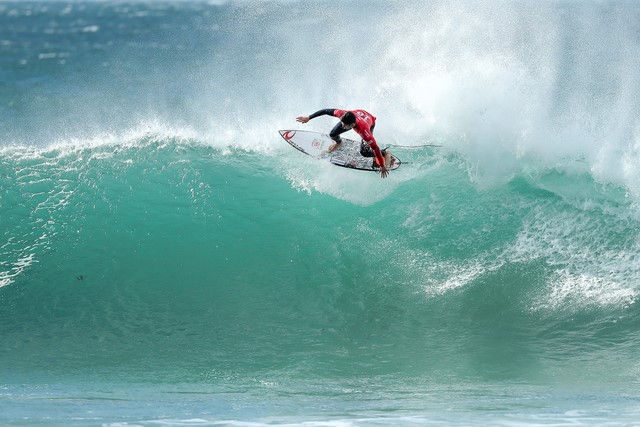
[4,1,639,203]
[365,2,640,195]
[535,270,636,312]
[509,205,640,310]
[0,252,37,288]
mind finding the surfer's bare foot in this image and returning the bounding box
[328,143,337,152]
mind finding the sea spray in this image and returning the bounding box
[2,1,640,425]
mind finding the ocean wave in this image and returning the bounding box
[2,0,640,383]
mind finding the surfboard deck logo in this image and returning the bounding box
[282,130,296,141]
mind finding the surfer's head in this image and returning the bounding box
[340,112,356,129]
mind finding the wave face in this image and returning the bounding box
[2,0,640,390]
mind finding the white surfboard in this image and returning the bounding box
[278,130,402,172]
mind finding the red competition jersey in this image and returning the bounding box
[333,109,385,166]
[333,109,376,142]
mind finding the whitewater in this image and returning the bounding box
[2,1,640,426]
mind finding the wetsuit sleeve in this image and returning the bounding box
[308,109,340,119]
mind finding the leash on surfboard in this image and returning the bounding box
[386,143,443,149]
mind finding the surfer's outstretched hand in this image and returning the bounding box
[296,116,310,124]
[379,166,389,179]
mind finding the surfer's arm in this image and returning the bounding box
[369,141,386,168]
[296,109,339,123]
[361,127,385,169]
[309,109,339,119]
[368,139,389,178]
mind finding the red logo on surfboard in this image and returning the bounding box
[281,130,296,141]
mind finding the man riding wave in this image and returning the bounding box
[296,108,392,178]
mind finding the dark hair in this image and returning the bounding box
[341,111,356,125]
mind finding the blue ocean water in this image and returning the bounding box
[2,1,640,425]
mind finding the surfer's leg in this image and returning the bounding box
[359,141,379,168]
[360,140,374,157]
[328,122,347,152]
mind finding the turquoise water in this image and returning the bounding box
[2,1,640,425]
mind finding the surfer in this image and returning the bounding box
[296,109,392,178]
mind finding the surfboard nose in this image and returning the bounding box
[279,130,296,141]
